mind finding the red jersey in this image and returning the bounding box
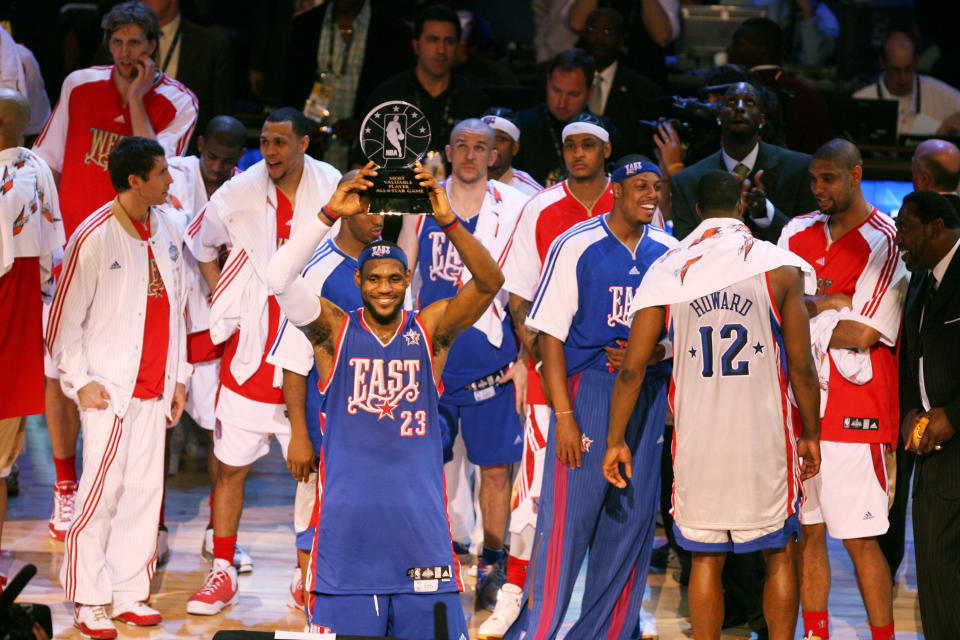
[500,179,615,404]
[0,257,43,418]
[131,215,170,399]
[33,66,198,238]
[779,209,909,444]
[218,190,293,405]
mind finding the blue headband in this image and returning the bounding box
[611,161,662,183]
[358,243,408,271]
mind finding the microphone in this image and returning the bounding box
[432,601,448,640]
[0,563,37,614]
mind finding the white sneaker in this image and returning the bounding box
[287,567,305,612]
[233,544,253,574]
[201,526,253,573]
[112,600,161,626]
[157,527,170,567]
[640,609,658,639]
[74,604,117,639]
[49,481,77,541]
[477,583,522,639]
[187,560,239,615]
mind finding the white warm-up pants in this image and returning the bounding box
[61,397,166,605]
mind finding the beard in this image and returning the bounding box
[363,298,403,326]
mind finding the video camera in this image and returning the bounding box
[637,96,722,164]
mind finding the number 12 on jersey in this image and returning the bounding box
[698,323,750,377]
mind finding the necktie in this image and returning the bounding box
[589,74,604,114]
[922,273,938,322]
[732,163,750,183]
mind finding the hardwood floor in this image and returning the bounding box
[5,416,924,639]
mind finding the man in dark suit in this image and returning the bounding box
[582,8,663,153]
[284,0,413,165]
[880,137,960,575]
[364,5,489,156]
[894,189,960,640]
[144,0,233,152]
[670,82,817,242]
[513,48,623,187]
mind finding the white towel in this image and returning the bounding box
[0,27,27,96]
[208,157,340,385]
[630,217,816,317]
[0,147,64,277]
[452,180,525,348]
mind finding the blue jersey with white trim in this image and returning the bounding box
[311,308,461,595]
[526,215,678,376]
[268,238,361,448]
[416,214,517,389]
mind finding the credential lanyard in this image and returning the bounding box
[160,23,182,74]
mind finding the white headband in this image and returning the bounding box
[561,121,609,143]
[482,115,520,142]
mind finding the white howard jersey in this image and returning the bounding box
[669,272,802,531]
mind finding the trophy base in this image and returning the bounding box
[368,168,433,215]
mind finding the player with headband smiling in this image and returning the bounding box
[501,155,677,640]
[265,162,504,637]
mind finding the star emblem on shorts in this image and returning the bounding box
[403,328,421,346]
[753,342,765,354]
[376,400,398,421]
[581,433,593,453]
[689,347,697,358]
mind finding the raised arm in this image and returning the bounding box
[602,305,665,487]
[419,165,504,350]
[266,166,377,356]
[770,265,821,480]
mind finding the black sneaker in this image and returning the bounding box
[475,558,505,611]
[6,464,18,497]
[650,544,670,569]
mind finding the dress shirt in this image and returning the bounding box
[158,13,182,79]
[590,61,618,115]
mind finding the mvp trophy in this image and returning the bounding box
[359,100,433,214]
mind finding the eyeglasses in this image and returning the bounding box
[585,27,619,36]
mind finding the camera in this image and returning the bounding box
[637,96,722,164]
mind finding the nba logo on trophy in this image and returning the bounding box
[384,114,406,158]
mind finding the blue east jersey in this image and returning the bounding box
[309,308,462,595]
[416,214,517,389]
[526,214,678,375]
[268,238,362,452]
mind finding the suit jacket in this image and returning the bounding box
[943,192,960,219]
[900,248,960,499]
[176,19,233,147]
[601,62,663,153]
[671,141,817,242]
